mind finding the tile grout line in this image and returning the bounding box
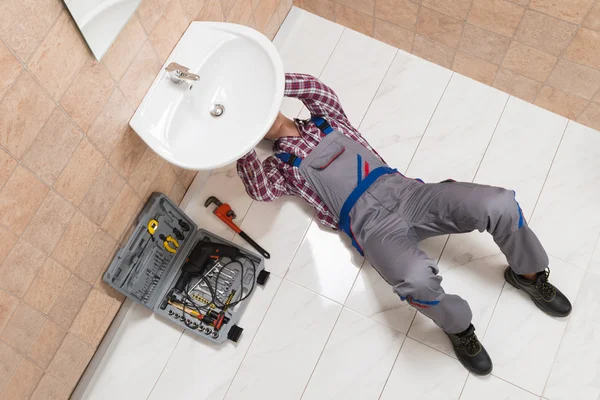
[145,327,187,400]
[377,314,415,400]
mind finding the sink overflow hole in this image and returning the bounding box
[210,104,225,118]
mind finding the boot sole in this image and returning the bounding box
[454,353,493,376]
[503,267,570,318]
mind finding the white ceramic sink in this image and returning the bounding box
[130,22,284,170]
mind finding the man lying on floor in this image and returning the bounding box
[235,73,572,375]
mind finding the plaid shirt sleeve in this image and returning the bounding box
[284,73,348,121]
[236,150,291,202]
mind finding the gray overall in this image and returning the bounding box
[290,121,548,334]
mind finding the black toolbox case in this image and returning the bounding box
[103,193,268,343]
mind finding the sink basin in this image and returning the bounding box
[130,22,284,170]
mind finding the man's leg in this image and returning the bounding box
[361,215,492,374]
[409,181,571,317]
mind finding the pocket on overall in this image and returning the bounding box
[309,141,346,170]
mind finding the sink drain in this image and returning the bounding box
[209,104,225,117]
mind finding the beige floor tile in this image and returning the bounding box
[196,0,226,20]
[227,0,254,24]
[91,301,121,347]
[0,0,62,61]
[535,85,588,119]
[422,0,472,19]
[61,344,94,396]
[417,6,463,47]
[73,231,116,285]
[94,271,125,304]
[21,192,75,255]
[0,166,49,236]
[48,275,91,330]
[169,181,187,204]
[102,14,147,82]
[79,164,126,225]
[564,28,600,71]
[145,163,178,200]
[255,0,280,30]
[28,12,90,101]
[0,302,45,354]
[493,71,541,102]
[60,60,115,132]
[0,227,17,271]
[0,358,43,400]
[30,374,65,400]
[46,333,88,383]
[23,258,70,315]
[137,0,171,33]
[0,290,19,334]
[54,139,105,206]
[119,41,162,109]
[0,150,17,195]
[412,34,456,68]
[335,3,374,36]
[109,127,148,179]
[149,0,190,63]
[0,240,46,299]
[87,89,134,158]
[0,41,21,101]
[0,71,55,159]
[468,0,525,37]
[0,341,21,392]
[101,185,143,240]
[180,0,207,19]
[594,89,600,102]
[546,59,600,100]
[530,0,595,24]
[502,40,557,82]
[69,289,115,346]
[514,10,577,57]
[51,212,98,272]
[301,0,336,21]
[221,0,237,17]
[126,147,165,198]
[25,319,66,369]
[375,0,419,30]
[584,0,600,31]
[374,19,415,51]
[453,51,499,84]
[577,101,600,130]
[178,168,198,189]
[21,109,82,186]
[459,24,510,65]
[262,0,293,39]
[337,0,375,15]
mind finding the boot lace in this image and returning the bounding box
[460,334,480,355]
[536,269,556,300]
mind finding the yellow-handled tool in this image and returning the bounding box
[159,234,179,253]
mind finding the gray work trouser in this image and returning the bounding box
[299,131,549,334]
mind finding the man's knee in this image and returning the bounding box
[392,265,444,308]
[479,187,524,235]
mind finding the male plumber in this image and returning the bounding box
[236,73,572,375]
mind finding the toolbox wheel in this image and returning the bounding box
[228,325,243,342]
[257,270,270,286]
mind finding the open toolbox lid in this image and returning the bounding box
[103,193,200,310]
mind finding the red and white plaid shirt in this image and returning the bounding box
[237,73,383,230]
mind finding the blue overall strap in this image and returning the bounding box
[275,116,334,167]
[338,166,397,255]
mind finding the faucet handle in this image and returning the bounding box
[165,62,189,73]
[165,62,200,83]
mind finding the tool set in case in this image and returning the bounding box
[103,193,270,343]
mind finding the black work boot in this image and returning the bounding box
[504,267,572,317]
[446,324,492,375]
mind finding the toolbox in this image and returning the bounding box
[103,193,269,343]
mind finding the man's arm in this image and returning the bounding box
[237,150,291,201]
[285,73,348,121]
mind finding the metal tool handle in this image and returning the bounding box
[239,231,270,259]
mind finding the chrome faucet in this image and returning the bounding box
[165,62,199,84]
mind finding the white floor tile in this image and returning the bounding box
[81,303,183,400]
[544,271,600,400]
[406,74,509,183]
[409,253,507,357]
[380,338,468,400]
[225,280,341,400]
[231,196,313,277]
[319,29,397,126]
[301,308,405,400]
[148,275,283,400]
[589,236,600,276]
[483,256,585,395]
[473,97,567,216]
[286,219,364,303]
[273,7,344,119]
[530,122,600,269]
[185,168,254,241]
[461,374,539,400]
[359,52,452,173]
